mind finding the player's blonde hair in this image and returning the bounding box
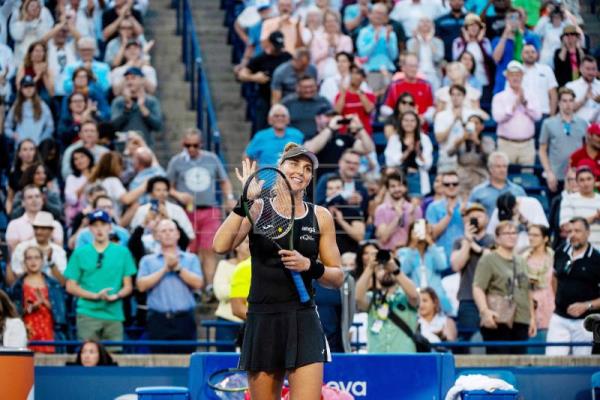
[278,142,301,166]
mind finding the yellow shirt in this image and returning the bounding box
[230,257,252,299]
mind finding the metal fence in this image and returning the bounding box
[175,0,221,155]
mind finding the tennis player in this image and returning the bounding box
[213,143,344,400]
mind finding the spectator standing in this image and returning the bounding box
[16,41,55,103]
[535,6,580,68]
[64,147,95,225]
[6,185,64,252]
[6,140,41,214]
[310,10,353,81]
[110,67,163,145]
[305,113,374,176]
[62,37,111,94]
[406,17,445,91]
[270,48,317,104]
[491,8,540,94]
[549,168,578,249]
[45,19,80,98]
[374,171,422,250]
[9,212,66,285]
[237,31,292,133]
[355,248,420,353]
[559,167,600,249]
[450,203,494,347]
[426,170,465,260]
[389,0,446,38]
[130,176,195,241]
[137,219,204,353]
[0,290,27,348]
[566,56,600,124]
[382,53,434,118]
[539,88,587,196]
[473,221,536,354]
[546,217,600,355]
[448,114,495,197]
[521,44,558,117]
[65,210,136,345]
[167,129,236,295]
[73,195,131,249]
[101,0,144,43]
[322,175,366,255]
[435,0,466,62]
[9,0,54,64]
[384,110,433,197]
[356,4,399,95]
[491,61,541,166]
[451,13,493,88]
[522,225,555,354]
[569,123,600,177]
[469,151,526,216]
[333,65,376,135]
[398,221,451,314]
[282,75,332,139]
[315,149,369,215]
[481,0,510,39]
[4,76,54,145]
[10,246,66,353]
[213,240,250,351]
[245,104,304,167]
[553,25,586,87]
[259,0,301,55]
[109,39,157,96]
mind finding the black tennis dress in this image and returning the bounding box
[238,201,332,372]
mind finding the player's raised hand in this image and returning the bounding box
[235,158,257,187]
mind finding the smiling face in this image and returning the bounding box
[24,247,44,274]
[281,156,313,192]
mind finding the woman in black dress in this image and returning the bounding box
[213,143,343,400]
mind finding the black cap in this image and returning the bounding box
[269,31,285,50]
[20,75,36,87]
[280,145,319,169]
[497,192,517,221]
[124,66,144,77]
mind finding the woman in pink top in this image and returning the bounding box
[523,224,555,354]
[311,10,353,81]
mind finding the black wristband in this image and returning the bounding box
[233,198,245,217]
[308,259,325,280]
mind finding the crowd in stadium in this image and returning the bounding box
[1,0,600,363]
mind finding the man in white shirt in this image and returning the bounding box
[560,166,600,249]
[10,211,67,285]
[389,0,446,38]
[521,44,558,117]
[566,55,600,123]
[130,176,195,241]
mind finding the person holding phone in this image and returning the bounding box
[450,203,494,350]
[333,65,376,135]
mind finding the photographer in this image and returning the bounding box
[450,203,494,347]
[304,112,374,176]
[546,217,600,356]
[355,248,419,353]
[320,175,365,254]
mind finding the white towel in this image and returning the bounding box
[445,374,516,400]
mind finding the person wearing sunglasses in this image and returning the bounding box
[64,209,137,349]
[539,87,587,196]
[425,170,466,263]
[167,128,236,303]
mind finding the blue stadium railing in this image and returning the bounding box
[175,0,221,155]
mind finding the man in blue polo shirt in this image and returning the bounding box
[137,219,204,353]
[469,151,526,215]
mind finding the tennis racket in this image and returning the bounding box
[207,368,248,399]
[241,167,310,303]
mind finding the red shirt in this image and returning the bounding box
[335,90,377,134]
[570,145,600,178]
[383,79,434,116]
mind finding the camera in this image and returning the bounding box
[150,199,160,213]
[470,217,479,229]
[376,249,391,265]
[338,117,352,125]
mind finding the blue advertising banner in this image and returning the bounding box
[189,353,456,400]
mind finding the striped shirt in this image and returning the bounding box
[559,192,600,248]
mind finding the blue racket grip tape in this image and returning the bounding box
[291,271,310,303]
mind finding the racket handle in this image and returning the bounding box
[291,271,310,303]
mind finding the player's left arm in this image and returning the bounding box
[315,205,344,288]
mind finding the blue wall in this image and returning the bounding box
[34,359,599,399]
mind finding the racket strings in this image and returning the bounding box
[245,170,294,240]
